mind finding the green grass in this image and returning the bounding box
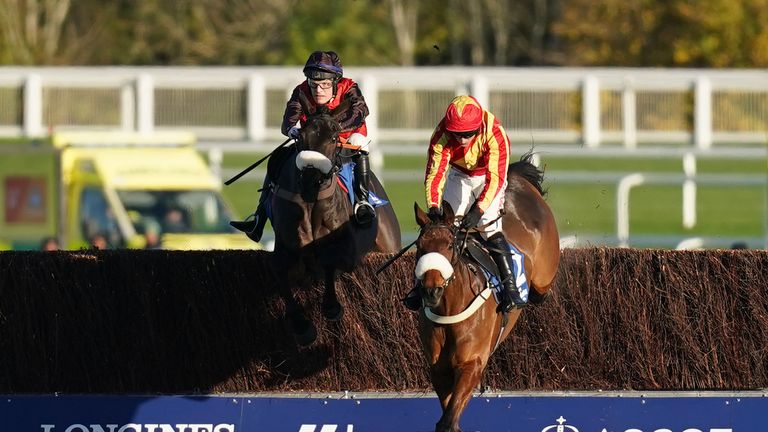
[219,151,767,247]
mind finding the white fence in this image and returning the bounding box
[2,66,765,248]
[0,66,766,149]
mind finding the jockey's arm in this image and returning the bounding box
[424,128,451,209]
[475,126,510,211]
[281,87,304,136]
[335,83,369,132]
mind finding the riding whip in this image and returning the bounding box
[224,137,293,185]
[375,239,417,275]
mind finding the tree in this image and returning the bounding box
[0,0,72,64]
[552,0,768,67]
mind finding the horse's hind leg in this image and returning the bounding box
[528,281,553,304]
[321,268,343,321]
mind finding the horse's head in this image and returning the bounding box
[294,103,347,200]
[413,202,460,308]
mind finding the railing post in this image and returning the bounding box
[120,82,135,132]
[247,74,266,142]
[360,75,383,175]
[682,152,697,229]
[23,74,43,137]
[617,173,645,247]
[470,75,490,108]
[208,147,223,183]
[583,74,601,148]
[622,77,637,149]
[694,76,712,150]
[136,73,155,134]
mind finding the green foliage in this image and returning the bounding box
[554,0,768,67]
[0,0,765,67]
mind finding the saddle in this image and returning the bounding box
[462,234,502,289]
[461,233,528,299]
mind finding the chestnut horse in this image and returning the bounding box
[413,154,560,432]
[270,105,401,346]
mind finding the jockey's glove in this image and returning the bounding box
[427,206,442,221]
[288,126,301,139]
[459,206,483,230]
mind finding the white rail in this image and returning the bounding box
[0,66,765,149]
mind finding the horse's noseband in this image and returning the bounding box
[295,150,334,175]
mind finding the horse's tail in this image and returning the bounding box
[508,151,546,196]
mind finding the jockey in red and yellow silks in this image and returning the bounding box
[414,95,527,313]
[424,95,510,233]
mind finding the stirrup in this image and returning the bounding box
[353,201,376,225]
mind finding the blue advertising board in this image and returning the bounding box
[1,393,765,432]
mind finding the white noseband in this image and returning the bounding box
[415,252,454,281]
[296,150,333,174]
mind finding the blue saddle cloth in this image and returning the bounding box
[337,162,389,208]
[479,243,530,303]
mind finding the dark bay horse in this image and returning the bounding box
[270,105,401,346]
[413,154,560,432]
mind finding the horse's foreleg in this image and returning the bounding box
[279,282,317,347]
[435,359,483,432]
[321,268,343,321]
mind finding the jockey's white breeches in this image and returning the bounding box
[441,168,507,238]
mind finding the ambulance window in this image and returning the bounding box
[79,187,123,248]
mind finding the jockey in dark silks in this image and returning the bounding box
[230,50,376,242]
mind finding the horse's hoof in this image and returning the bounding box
[295,323,318,347]
[322,301,344,322]
[288,314,317,346]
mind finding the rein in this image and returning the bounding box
[424,285,494,324]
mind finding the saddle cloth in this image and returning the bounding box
[466,239,530,303]
[337,162,389,208]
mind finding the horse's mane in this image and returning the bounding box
[508,151,546,197]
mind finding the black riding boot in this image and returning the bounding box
[230,181,270,243]
[487,233,526,312]
[353,151,376,226]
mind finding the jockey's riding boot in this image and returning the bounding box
[402,287,421,311]
[353,151,376,226]
[230,204,267,243]
[487,233,526,312]
[231,177,273,242]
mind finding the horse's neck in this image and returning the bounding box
[440,260,484,315]
[275,162,352,221]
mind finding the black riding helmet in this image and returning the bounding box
[303,51,343,95]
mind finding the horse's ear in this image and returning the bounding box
[414,202,430,228]
[442,201,456,223]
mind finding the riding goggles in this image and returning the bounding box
[307,79,334,90]
[448,128,480,139]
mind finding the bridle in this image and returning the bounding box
[274,120,343,204]
[295,118,343,189]
[414,221,496,324]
